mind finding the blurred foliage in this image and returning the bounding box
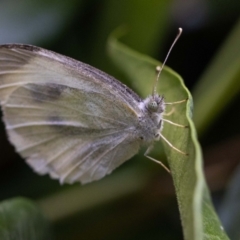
[0,0,240,239]
[219,164,240,240]
[0,197,52,240]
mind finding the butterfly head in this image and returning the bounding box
[145,94,165,114]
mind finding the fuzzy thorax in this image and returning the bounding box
[137,94,165,144]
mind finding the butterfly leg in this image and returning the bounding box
[163,98,189,126]
[144,146,170,173]
[163,107,175,116]
[162,118,188,128]
[165,98,188,105]
[160,133,188,155]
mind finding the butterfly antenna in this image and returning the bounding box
[152,28,183,96]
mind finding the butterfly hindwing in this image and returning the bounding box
[0,45,143,184]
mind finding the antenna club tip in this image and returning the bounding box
[178,28,183,33]
[156,66,161,72]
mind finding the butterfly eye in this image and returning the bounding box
[148,101,158,111]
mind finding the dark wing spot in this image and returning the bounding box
[26,83,67,102]
[48,114,63,124]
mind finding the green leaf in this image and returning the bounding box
[193,17,240,135]
[0,197,52,240]
[219,164,240,240]
[107,29,229,240]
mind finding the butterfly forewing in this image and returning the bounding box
[0,44,143,184]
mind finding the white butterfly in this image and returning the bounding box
[0,29,186,184]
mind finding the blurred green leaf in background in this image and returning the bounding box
[0,0,240,239]
[0,198,52,240]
